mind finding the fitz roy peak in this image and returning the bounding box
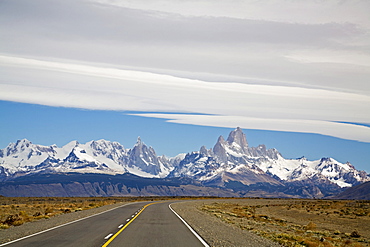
[170,127,282,187]
[0,128,369,198]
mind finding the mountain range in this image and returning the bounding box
[1,128,369,198]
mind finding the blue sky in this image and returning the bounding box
[1,100,369,172]
[1,0,369,172]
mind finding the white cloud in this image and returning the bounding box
[131,113,370,143]
[1,0,370,144]
[0,55,369,143]
[91,0,370,28]
[1,1,368,93]
[285,50,370,67]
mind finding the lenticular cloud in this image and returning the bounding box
[1,55,369,143]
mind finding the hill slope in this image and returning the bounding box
[334,181,370,200]
[0,173,238,197]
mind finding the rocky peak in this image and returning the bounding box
[226,127,248,150]
[90,139,124,150]
[320,157,333,163]
[16,139,32,147]
[90,139,110,147]
[213,135,227,162]
[248,145,281,159]
[88,140,127,159]
[217,135,226,144]
[215,127,250,157]
[248,144,266,157]
[5,139,32,156]
[127,138,162,175]
[130,137,150,158]
[199,146,208,155]
[346,162,355,170]
[4,139,54,158]
[212,128,252,161]
[135,136,143,146]
[200,145,214,156]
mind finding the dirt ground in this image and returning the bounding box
[0,196,175,228]
[199,198,370,247]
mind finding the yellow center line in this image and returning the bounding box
[102,201,164,247]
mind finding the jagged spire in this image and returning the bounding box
[226,127,248,150]
[200,145,208,154]
[213,135,227,162]
[136,136,142,145]
[200,145,213,156]
[217,135,225,143]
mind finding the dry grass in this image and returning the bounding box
[0,196,187,228]
[200,199,370,247]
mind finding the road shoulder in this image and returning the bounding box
[171,200,280,247]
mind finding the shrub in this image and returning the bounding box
[4,214,24,226]
[18,211,31,222]
[0,223,9,229]
[44,207,53,215]
[350,230,361,238]
[305,221,317,231]
[33,212,42,217]
[344,239,352,245]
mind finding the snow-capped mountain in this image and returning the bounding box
[124,137,173,178]
[1,128,369,198]
[169,128,369,191]
[169,128,282,186]
[0,138,173,180]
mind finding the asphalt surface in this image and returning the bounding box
[1,201,207,247]
[106,201,205,247]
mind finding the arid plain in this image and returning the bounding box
[0,197,369,247]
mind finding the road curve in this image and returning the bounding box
[105,201,207,247]
[1,201,208,247]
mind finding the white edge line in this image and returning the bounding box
[169,203,210,247]
[0,201,139,247]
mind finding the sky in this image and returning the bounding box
[0,0,369,172]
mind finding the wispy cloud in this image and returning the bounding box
[92,0,370,28]
[0,0,369,143]
[1,55,369,142]
[132,114,370,143]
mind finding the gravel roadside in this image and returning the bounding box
[172,200,281,247]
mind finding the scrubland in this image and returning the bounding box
[0,196,177,229]
[1,196,369,247]
[201,199,370,247]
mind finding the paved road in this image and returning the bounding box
[106,201,205,247]
[2,201,207,247]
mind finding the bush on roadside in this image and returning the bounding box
[305,221,316,231]
[4,214,25,226]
